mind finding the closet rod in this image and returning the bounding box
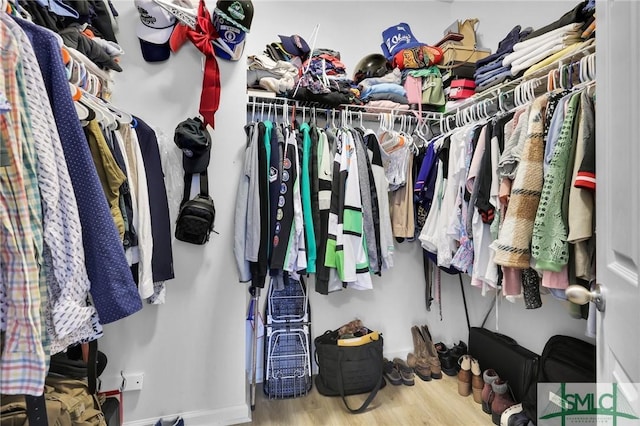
[246,94,443,123]
[443,40,596,127]
[444,40,596,116]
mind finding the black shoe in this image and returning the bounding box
[435,342,458,376]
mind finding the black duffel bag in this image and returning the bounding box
[314,329,385,413]
[468,327,539,403]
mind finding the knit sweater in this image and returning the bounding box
[493,94,549,268]
[531,93,582,271]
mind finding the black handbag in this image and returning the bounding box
[314,329,385,413]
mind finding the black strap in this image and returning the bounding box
[336,346,384,414]
[25,394,49,426]
[458,273,471,331]
[87,340,98,394]
[181,170,209,207]
[459,272,495,329]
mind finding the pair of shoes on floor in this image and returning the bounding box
[391,357,415,386]
[482,369,518,425]
[434,340,467,376]
[457,354,484,403]
[154,416,184,426]
[406,324,442,381]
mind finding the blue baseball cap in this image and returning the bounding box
[212,8,247,61]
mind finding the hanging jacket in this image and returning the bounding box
[325,129,372,290]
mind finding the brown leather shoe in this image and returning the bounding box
[393,357,415,386]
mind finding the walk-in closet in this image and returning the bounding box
[1,1,638,425]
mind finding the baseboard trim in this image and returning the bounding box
[123,404,251,426]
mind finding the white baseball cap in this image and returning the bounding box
[135,0,176,45]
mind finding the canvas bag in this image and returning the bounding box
[314,329,385,413]
[421,67,445,107]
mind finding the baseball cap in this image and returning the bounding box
[278,34,310,58]
[211,9,246,61]
[174,117,212,174]
[214,0,254,33]
[135,0,177,62]
[380,22,423,60]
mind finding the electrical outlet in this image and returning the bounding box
[124,372,144,392]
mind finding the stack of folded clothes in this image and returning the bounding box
[502,22,584,77]
[473,25,532,93]
[247,34,310,96]
[358,68,410,112]
[474,0,595,94]
[247,53,299,95]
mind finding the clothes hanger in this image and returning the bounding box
[251,100,256,123]
[68,83,93,122]
[84,90,132,125]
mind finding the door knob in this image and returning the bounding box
[565,283,605,312]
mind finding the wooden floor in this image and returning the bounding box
[242,374,495,425]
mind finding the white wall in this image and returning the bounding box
[100,1,593,425]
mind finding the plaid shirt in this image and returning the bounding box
[0,19,47,396]
[2,14,103,355]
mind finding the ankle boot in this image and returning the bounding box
[481,369,499,414]
[457,354,472,396]
[449,340,468,373]
[420,325,442,379]
[434,342,457,376]
[490,378,516,425]
[471,358,484,404]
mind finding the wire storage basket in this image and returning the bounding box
[263,326,312,398]
[263,275,312,399]
[266,276,309,324]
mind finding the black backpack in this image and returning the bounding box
[175,170,216,245]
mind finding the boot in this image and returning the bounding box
[420,325,443,379]
[434,342,457,376]
[457,354,472,396]
[482,369,499,414]
[407,326,432,381]
[449,340,468,373]
[490,378,516,425]
[471,358,484,404]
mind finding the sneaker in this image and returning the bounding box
[154,417,184,426]
[383,358,403,386]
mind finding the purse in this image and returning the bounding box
[314,329,385,413]
[175,171,216,245]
